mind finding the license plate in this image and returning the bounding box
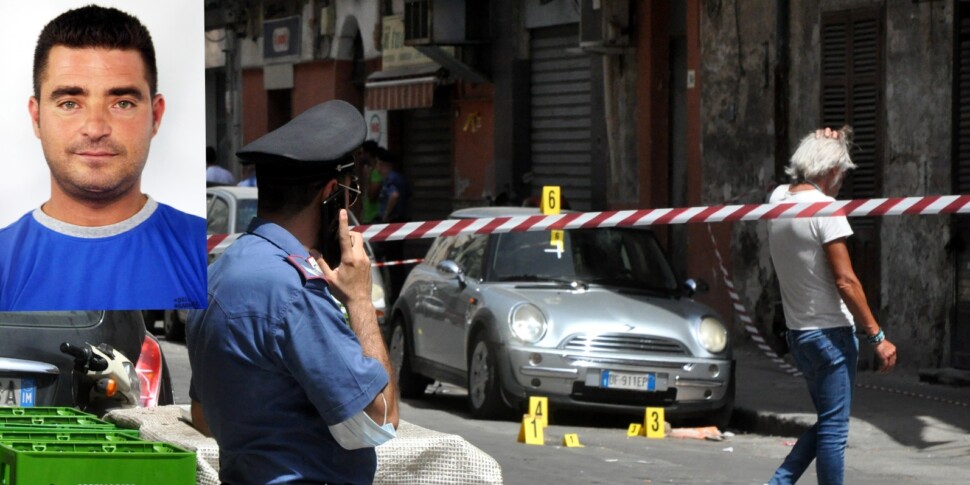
[0,378,36,407]
[601,370,656,392]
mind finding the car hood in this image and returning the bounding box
[480,283,723,356]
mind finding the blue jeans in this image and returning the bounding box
[769,326,858,485]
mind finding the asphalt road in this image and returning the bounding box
[157,334,967,484]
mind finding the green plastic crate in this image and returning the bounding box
[0,415,115,430]
[0,429,140,443]
[0,426,140,438]
[0,407,96,419]
[0,441,195,485]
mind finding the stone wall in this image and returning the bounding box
[702,0,957,368]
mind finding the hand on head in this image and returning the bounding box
[316,209,372,304]
[815,127,840,140]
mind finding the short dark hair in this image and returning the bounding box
[33,5,158,98]
[378,149,401,168]
[254,163,338,217]
[361,140,380,156]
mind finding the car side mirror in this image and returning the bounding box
[437,260,466,287]
[683,278,709,297]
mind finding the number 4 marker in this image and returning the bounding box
[529,396,549,428]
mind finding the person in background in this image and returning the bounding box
[357,140,383,224]
[377,149,409,224]
[376,149,411,298]
[236,163,257,187]
[766,126,897,485]
[206,146,234,186]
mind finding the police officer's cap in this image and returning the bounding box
[236,100,365,180]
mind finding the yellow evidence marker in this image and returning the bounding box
[517,414,544,445]
[541,186,561,215]
[626,423,644,437]
[644,407,665,439]
[529,396,549,428]
[562,433,584,447]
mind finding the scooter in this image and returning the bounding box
[60,341,141,415]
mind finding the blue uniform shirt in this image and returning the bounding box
[187,218,389,485]
[0,198,206,310]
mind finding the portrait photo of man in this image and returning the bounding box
[0,1,206,311]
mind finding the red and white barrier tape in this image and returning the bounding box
[206,234,423,268]
[353,195,970,242]
[706,224,801,377]
[856,383,970,408]
[207,194,970,252]
[372,258,424,268]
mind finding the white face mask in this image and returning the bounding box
[328,393,396,450]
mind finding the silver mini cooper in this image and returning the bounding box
[389,207,734,425]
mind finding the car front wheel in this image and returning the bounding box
[389,317,431,399]
[468,334,509,419]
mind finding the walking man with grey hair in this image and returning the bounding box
[766,126,897,485]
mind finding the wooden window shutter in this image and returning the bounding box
[820,8,884,199]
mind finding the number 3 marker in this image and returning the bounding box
[645,407,665,439]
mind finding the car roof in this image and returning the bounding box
[449,206,574,219]
[206,186,258,201]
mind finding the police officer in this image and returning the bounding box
[186,100,399,485]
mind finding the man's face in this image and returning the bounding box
[29,46,165,202]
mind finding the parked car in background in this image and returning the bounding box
[153,187,390,343]
[0,311,173,415]
[389,207,734,426]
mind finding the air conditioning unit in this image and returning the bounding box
[403,0,486,46]
[579,0,629,54]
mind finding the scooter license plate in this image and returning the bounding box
[0,378,36,407]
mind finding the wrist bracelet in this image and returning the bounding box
[867,329,885,345]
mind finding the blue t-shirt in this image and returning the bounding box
[378,170,410,222]
[0,198,206,311]
[186,219,388,485]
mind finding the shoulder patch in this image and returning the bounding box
[285,255,326,284]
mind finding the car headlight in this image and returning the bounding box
[371,282,385,310]
[698,317,727,353]
[510,304,547,343]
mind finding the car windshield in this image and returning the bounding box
[487,228,678,292]
[0,311,103,328]
[236,198,258,232]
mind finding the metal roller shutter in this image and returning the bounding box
[530,24,593,211]
[402,105,453,223]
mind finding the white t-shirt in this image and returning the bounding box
[768,185,855,330]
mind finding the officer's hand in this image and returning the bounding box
[317,209,372,305]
